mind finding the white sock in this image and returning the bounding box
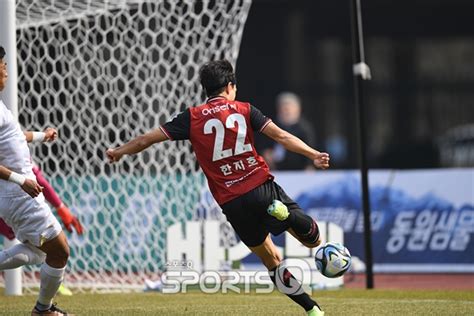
[37,263,65,309]
[0,243,46,270]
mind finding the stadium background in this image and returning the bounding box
[237,0,474,169]
[235,0,474,290]
[0,0,473,314]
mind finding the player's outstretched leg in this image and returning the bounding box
[249,235,324,316]
[268,200,321,248]
[0,218,73,297]
[32,231,73,316]
[0,242,46,270]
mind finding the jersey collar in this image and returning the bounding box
[207,96,227,103]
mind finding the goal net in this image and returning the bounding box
[6,0,251,292]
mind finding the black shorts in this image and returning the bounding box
[221,180,304,247]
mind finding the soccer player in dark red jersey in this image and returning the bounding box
[106,60,329,316]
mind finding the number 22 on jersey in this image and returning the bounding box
[204,113,252,162]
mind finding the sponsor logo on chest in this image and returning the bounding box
[201,103,237,116]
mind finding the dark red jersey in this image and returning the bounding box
[161,96,273,205]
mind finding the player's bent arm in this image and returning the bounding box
[23,131,41,142]
[262,122,317,158]
[262,122,330,169]
[23,127,58,143]
[0,165,18,183]
[106,128,168,162]
[0,165,43,197]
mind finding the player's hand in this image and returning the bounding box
[64,216,84,235]
[21,178,43,198]
[43,127,58,142]
[71,216,84,234]
[57,204,84,235]
[313,152,330,169]
[106,148,123,163]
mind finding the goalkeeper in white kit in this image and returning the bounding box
[0,46,73,316]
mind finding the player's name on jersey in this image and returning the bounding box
[220,156,259,177]
[201,103,237,116]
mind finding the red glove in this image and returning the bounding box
[56,204,84,235]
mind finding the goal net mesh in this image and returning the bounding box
[7,0,251,292]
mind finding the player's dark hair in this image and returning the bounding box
[199,60,236,97]
[0,46,5,59]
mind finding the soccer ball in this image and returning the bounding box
[315,242,352,278]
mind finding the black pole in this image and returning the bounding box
[350,0,374,289]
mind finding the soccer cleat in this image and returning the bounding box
[307,305,325,316]
[144,278,163,292]
[31,303,74,316]
[57,284,73,296]
[267,200,289,221]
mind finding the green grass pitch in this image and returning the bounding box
[0,289,473,315]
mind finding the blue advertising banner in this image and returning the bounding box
[2,170,470,275]
[273,169,474,272]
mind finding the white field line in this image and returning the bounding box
[179,295,474,305]
[321,297,474,305]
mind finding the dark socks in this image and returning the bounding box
[269,266,316,311]
[35,301,51,312]
[287,211,320,244]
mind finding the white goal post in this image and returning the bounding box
[2,0,251,293]
[0,0,22,296]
